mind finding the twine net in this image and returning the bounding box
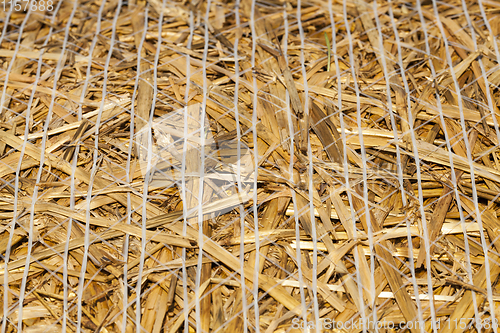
[1,0,500,332]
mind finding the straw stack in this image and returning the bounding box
[1,0,500,331]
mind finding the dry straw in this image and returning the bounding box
[1,0,500,331]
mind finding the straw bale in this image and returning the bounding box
[1,0,500,331]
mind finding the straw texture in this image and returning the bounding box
[1,0,500,331]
